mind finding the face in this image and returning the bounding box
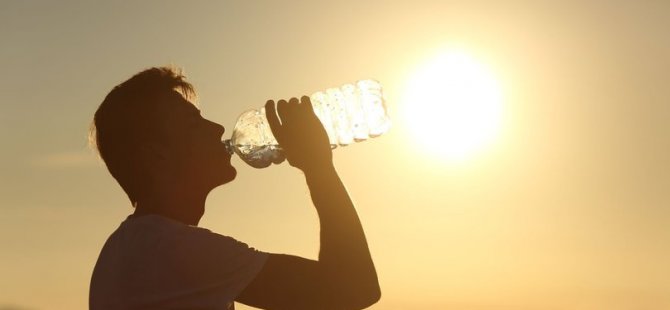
[152,91,236,192]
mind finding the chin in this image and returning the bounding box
[204,157,236,183]
[224,167,237,183]
[218,165,237,184]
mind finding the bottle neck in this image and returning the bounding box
[222,139,235,155]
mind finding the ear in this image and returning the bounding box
[137,143,170,170]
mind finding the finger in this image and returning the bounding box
[300,95,313,112]
[276,99,288,116]
[265,100,282,141]
[287,97,300,114]
[277,98,298,126]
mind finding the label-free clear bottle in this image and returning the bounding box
[223,79,390,168]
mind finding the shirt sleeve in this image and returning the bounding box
[139,223,268,309]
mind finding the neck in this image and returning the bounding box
[133,186,208,226]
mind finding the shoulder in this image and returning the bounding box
[135,215,267,260]
[119,214,255,250]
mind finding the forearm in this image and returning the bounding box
[259,96,380,308]
[304,164,379,292]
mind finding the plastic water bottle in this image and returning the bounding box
[223,79,391,168]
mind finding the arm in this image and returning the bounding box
[236,97,380,309]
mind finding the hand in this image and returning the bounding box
[265,96,333,172]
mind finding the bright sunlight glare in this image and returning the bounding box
[402,49,503,162]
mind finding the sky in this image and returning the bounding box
[1,1,669,309]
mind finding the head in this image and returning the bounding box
[91,67,236,207]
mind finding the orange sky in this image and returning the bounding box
[1,1,668,309]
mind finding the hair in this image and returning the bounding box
[90,66,196,206]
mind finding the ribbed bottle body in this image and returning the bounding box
[225,79,390,168]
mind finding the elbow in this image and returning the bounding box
[342,281,381,309]
[362,272,381,307]
[365,281,381,306]
[368,282,382,307]
[322,266,381,309]
[365,284,382,308]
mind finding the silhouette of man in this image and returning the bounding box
[89,67,380,310]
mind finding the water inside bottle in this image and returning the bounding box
[225,79,390,169]
[223,139,284,168]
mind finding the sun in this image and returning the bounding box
[401,49,503,162]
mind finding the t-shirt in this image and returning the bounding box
[90,214,268,310]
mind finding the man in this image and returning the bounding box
[89,67,381,310]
